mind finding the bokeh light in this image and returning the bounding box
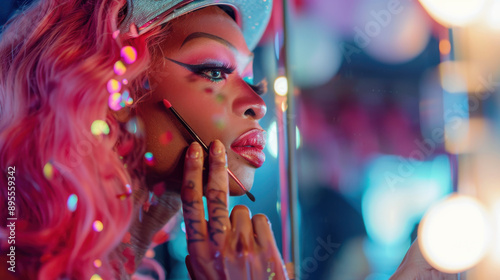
[67,194,78,212]
[93,220,104,232]
[93,259,102,268]
[108,92,122,111]
[114,61,127,76]
[290,15,341,87]
[418,0,487,27]
[43,162,54,180]
[121,46,137,64]
[355,0,430,64]
[90,274,102,280]
[274,76,288,96]
[419,194,491,273]
[439,39,451,55]
[91,120,110,136]
[106,79,121,94]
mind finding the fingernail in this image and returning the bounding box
[187,142,201,158]
[211,139,224,156]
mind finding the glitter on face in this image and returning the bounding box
[159,131,173,145]
[144,152,155,166]
[109,92,122,111]
[93,259,102,268]
[43,162,54,180]
[212,115,226,130]
[107,79,121,94]
[93,220,104,232]
[90,274,103,280]
[215,94,225,104]
[67,194,78,212]
[114,61,127,76]
[121,46,137,64]
[91,120,110,136]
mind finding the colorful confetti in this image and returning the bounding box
[43,162,54,180]
[122,79,128,85]
[93,220,103,232]
[215,94,225,104]
[144,152,155,166]
[112,30,120,39]
[212,115,226,130]
[121,46,137,64]
[91,120,110,136]
[109,92,122,111]
[114,61,127,76]
[67,194,78,212]
[159,131,173,145]
[93,259,102,268]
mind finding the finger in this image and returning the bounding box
[229,205,255,255]
[253,214,289,279]
[185,255,197,280]
[206,140,231,250]
[182,142,209,257]
[252,214,276,249]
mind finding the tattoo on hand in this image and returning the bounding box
[208,190,227,206]
[186,218,205,243]
[182,199,200,213]
[209,227,224,246]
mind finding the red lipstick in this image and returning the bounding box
[231,129,266,168]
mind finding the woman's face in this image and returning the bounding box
[137,7,267,195]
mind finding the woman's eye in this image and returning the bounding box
[197,67,234,82]
[202,69,224,80]
[164,58,236,83]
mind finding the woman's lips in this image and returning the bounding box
[231,129,266,168]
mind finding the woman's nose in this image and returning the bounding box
[232,82,267,120]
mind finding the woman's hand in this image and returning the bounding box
[181,140,288,280]
[390,239,457,280]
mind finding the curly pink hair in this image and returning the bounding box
[0,0,169,278]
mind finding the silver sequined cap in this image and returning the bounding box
[119,0,273,50]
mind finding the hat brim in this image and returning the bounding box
[119,0,273,50]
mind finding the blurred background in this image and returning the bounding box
[3,0,500,279]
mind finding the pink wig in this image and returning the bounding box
[0,0,169,278]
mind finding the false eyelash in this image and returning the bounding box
[246,79,267,96]
[165,57,236,82]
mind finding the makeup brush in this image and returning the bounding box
[163,99,256,202]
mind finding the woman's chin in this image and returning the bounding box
[227,166,255,196]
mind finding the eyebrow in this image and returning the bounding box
[180,32,255,69]
[180,32,237,51]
